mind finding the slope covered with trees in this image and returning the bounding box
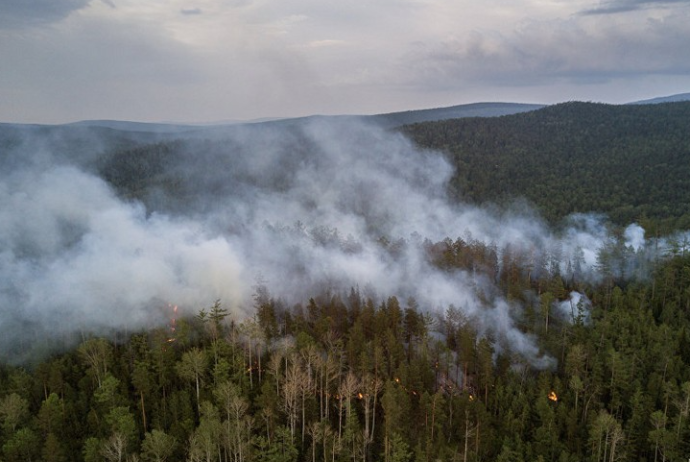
[402,101,690,233]
[3,101,690,462]
[85,101,690,234]
[1,243,690,462]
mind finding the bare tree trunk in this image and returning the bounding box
[140,391,147,432]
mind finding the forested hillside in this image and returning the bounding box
[1,247,689,462]
[82,101,690,234]
[402,101,690,233]
[3,101,690,462]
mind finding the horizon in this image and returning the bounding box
[2,93,689,127]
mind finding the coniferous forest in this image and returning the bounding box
[401,101,690,232]
[2,249,690,462]
[1,101,690,462]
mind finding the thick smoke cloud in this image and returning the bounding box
[0,119,685,365]
[0,164,243,360]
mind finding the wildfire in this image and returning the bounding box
[357,393,364,400]
[167,304,178,343]
[548,391,558,402]
[392,377,420,397]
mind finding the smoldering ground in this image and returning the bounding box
[0,118,684,364]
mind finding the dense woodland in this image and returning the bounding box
[402,101,690,234]
[72,101,690,235]
[1,237,690,462]
[2,101,690,462]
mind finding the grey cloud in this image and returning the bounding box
[180,8,202,15]
[0,0,91,28]
[398,12,690,90]
[581,0,690,14]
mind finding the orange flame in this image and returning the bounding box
[548,391,558,402]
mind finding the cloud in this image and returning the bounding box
[582,0,690,14]
[180,8,202,15]
[2,0,690,123]
[0,0,91,28]
[397,9,690,90]
[305,39,347,48]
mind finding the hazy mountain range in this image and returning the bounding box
[4,92,689,133]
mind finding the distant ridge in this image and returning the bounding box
[366,102,545,128]
[628,92,690,105]
[65,119,217,133]
[56,102,546,132]
[7,93,689,132]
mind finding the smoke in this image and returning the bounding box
[0,118,682,365]
[554,291,592,324]
[0,165,243,359]
[624,223,645,252]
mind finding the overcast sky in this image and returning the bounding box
[2,0,690,124]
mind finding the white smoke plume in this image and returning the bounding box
[554,291,592,324]
[0,118,681,365]
[624,223,646,252]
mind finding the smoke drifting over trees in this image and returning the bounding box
[0,117,686,363]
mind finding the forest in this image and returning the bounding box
[69,101,690,236]
[1,236,690,462]
[1,101,690,462]
[402,101,690,234]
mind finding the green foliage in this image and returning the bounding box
[2,427,40,462]
[0,393,29,435]
[402,101,690,232]
[94,102,690,235]
[141,429,177,462]
[253,426,298,462]
[0,252,690,461]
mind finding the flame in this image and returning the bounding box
[357,393,364,399]
[170,304,178,331]
[167,303,178,343]
[548,391,558,402]
[392,377,420,397]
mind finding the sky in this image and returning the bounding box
[1,0,690,124]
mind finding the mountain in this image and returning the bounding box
[628,92,690,104]
[402,100,690,232]
[365,102,545,128]
[65,119,214,133]
[26,101,544,134]
[4,97,690,233]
